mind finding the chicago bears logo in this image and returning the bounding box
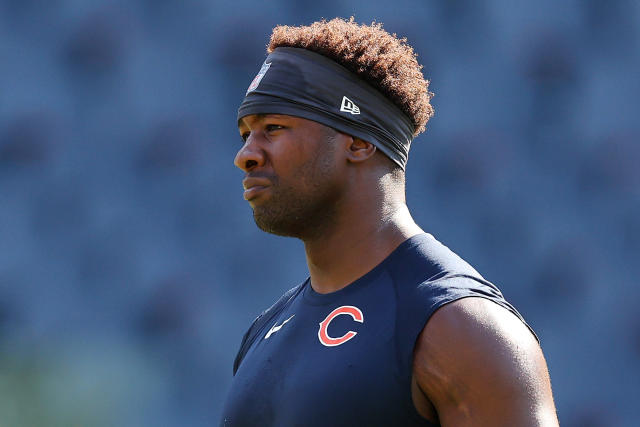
[317,305,364,347]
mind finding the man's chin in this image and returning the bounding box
[254,220,292,237]
[252,210,298,237]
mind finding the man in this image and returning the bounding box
[221,18,558,426]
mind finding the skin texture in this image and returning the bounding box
[411,298,559,426]
[236,113,422,293]
[235,114,559,425]
[237,114,342,239]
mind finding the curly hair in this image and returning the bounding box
[268,17,434,137]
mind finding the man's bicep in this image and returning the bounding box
[412,297,558,427]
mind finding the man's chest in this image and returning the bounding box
[245,297,397,387]
[223,291,417,426]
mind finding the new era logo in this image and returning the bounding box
[340,96,360,115]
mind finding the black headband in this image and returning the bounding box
[237,47,415,169]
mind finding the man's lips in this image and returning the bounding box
[242,177,272,201]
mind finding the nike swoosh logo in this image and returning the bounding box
[264,314,295,339]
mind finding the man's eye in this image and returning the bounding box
[241,132,250,142]
[265,124,284,132]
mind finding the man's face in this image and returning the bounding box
[235,114,344,238]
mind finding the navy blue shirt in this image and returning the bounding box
[220,233,532,426]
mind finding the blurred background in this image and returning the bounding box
[0,0,638,425]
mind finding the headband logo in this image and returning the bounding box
[246,62,271,94]
[340,96,361,115]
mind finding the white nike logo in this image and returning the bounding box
[264,314,295,339]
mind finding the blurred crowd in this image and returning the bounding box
[0,0,638,426]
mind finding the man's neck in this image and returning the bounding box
[302,203,423,294]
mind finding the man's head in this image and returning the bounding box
[235,18,433,238]
[237,114,339,238]
[265,17,434,138]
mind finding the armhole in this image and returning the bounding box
[397,274,539,378]
[397,275,538,425]
[422,274,538,343]
[426,294,539,344]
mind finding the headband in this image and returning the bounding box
[237,47,415,169]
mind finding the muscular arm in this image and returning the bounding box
[412,297,558,426]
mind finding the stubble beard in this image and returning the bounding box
[252,140,339,240]
[252,179,338,240]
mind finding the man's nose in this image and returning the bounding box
[234,136,265,172]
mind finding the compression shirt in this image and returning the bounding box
[220,233,534,426]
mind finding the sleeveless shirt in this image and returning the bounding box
[220,233,534,426]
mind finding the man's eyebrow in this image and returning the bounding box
[237,114,267,129]
[237,114,287,129]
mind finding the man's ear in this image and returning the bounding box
[345,137,376,164]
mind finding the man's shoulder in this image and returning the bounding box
[388,235,518,312]
[386,233,482,286]
[388,234,537,361]
[387,234,490,305]
[259,282,305,319]
[232,281,305,375]
[244,281,306,339]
